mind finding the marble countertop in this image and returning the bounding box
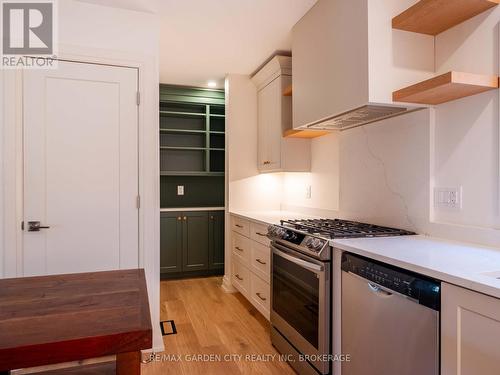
[333,235,500,299]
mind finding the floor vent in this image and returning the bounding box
[160,320,177,336]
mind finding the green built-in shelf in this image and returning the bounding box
[159,84,225,176]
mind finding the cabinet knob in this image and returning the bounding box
[177,217,181,221]
[210,216,214,220]
[183,216,187,221]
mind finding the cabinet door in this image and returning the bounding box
[257,77,281,171]
[182,211,209,272]
[160,212,183,275]
[208,210,225,271]
[442,283,500,375]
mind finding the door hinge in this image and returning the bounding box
[136,91,141,106]
[136,195,141,209]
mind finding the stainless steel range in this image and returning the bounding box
[267,218,414,375]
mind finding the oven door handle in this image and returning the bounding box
[272,246,324,273]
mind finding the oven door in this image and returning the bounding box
[271,242,330,374]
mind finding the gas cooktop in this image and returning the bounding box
[281,218,415,239]
[267,218,415,261]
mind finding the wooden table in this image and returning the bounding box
[0,269,152,374]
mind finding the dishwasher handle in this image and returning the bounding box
[368,283,393,297]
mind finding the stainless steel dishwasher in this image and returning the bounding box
[341,253,440,375]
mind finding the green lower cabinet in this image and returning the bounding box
[160,212,183,275]
[160,210,224,278]
[208,211,225,271]
[182,211,209,272]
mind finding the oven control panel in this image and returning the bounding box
[267,225,327,253]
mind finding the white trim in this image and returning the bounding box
[2,43,163,352]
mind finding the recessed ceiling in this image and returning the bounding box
[159,0,317,89]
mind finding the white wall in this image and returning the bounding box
[2,0,162,351]
[433,6,500,230]
[0,70,3,279]
[282,133,340,212]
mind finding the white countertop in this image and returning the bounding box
[333,235,500,300]
[229,210,320,225]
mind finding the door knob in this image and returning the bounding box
[26,221,50,232]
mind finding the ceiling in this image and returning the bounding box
[76,0,160,13]
[158,0,317,88]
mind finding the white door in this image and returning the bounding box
[23,60,139,276]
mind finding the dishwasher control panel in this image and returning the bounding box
[341,252,440,310]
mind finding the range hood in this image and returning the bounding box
[304,104,421,131]
[292,0,433,131]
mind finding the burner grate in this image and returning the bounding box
[280,219,414,239]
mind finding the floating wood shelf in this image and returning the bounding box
[393,71,499,105]
[393,0,499,35]
[283,129,330,139]
[283,84,293,96]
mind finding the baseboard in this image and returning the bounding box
[221,275,237,293]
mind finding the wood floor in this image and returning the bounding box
[142,277,295,375]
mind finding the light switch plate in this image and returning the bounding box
[177,185,184,196]
[305,185,312,199]
[434,187,462,210]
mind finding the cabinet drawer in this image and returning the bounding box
[250,273,270,314]
[250,242,270,282]
[232,258,250,297]
[250,222,269,245]
[232,232,251,266]
[231,216,250,237]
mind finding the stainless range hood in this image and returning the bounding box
[304,104,421,131]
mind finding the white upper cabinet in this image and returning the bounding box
[292,0,435,130]
[442,282,500,375]
[252,56,310,173]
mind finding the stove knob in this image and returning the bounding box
[305,237,313,247]
[275,228,286,238]
[311,238,323,250]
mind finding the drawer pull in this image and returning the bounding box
[255,232,267,237]
[235,246,244,252]
[256,292,267,301]
[255,258,266,265]
[235,274,243,281]
[235,224,244,228]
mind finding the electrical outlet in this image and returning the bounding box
[305,185,312,199]
[434,187,462,210]
[177,185,184,196]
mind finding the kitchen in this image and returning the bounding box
[1,0,500,374]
